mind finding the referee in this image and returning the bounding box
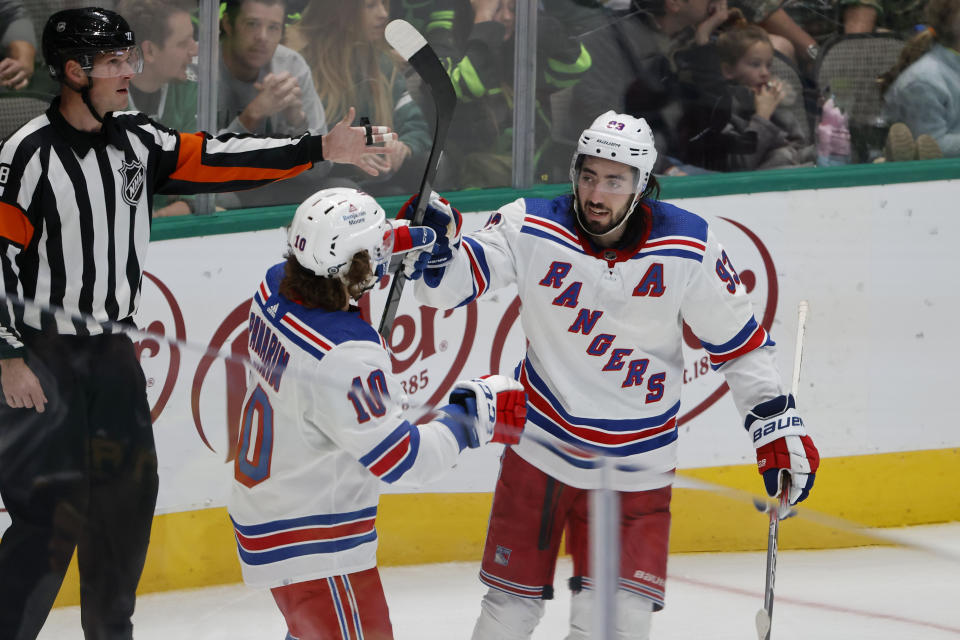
[0,8,394,640]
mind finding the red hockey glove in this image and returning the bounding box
[389,219,436,280]
[448,375,527,447]
[396,191,462,287]
[746,394,820,505]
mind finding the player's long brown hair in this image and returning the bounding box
[878,0,960,95]
[279,251,373,311]
[285,0,397,127]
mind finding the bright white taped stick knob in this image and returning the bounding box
[384,19,426,62]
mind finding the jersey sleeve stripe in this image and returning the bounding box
[358,421,421,483]
[257,280,271,304]
[635,247,705,262]
[521,218,585,254]
[524,215,580,244]
[643,236,706,250]
[260,305,337,362]
[0,201,34,248]
[462,236,490,300]
[634,236,707,262]
[169,132,312,184]
[279,312,335,352]
[700,317,773,368]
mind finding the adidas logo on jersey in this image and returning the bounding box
[266,303,279,317]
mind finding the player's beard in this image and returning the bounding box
[582,202,628,236]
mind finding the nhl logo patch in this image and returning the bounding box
[494,545,512,566]
[118,159,145,206]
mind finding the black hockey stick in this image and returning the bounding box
[378,19,457,339]
[755,300,808,640]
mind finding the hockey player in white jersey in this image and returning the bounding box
[227,187,527,640]
[403,111,821,639]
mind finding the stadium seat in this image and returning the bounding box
[814,33,906,161]
[771,50,814,143]
[0,92,54,141]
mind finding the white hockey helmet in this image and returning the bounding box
[570,111,658,237]
[288,187,393,289]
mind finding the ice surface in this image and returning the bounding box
[39,522,960,639]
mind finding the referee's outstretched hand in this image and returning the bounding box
[0,358,47,413]
[321,106,398,176]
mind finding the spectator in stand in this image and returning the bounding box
[220,0,324,136]
[219,0,334,207]
[878,0,959,159]
[542,0,628,35]
[286,0,431,196]
[428,0,592,188]
[118,0,200,217]
[680,20,816,170]
[842,0,926,36]
[119,0,198,131]
[751,6,821,74]
[391,0,474,46]
[571,0,731,175]
[0,0,34,91]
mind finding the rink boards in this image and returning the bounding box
[3,176,959,605]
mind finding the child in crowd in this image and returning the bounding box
[678,18,816,171]
[713,22,816,170]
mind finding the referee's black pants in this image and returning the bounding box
[0,329,159,640]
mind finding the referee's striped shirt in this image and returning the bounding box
[0,97,326,358]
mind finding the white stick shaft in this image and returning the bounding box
[756,300,809,640]
[790,301,808,399]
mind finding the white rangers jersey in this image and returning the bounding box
[228,263,463,588]
[415,195,785,491]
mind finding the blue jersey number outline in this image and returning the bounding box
[235,384,274,488]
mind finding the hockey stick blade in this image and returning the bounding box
[756,609,771,640]
[378,20,457,339]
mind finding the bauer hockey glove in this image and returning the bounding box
[396,191,462,287]
[745,394,820,505]
[446,375,527,448]
[390,220,436,281]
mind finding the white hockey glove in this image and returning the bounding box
[745,394,820,505]
[446,375,527,448]
[396,191,462,287]
[390,219,436,280]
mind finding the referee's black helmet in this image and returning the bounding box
[42,7,136,80]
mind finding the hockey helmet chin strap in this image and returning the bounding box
[81,84,105,124]
[63,73,105,124]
